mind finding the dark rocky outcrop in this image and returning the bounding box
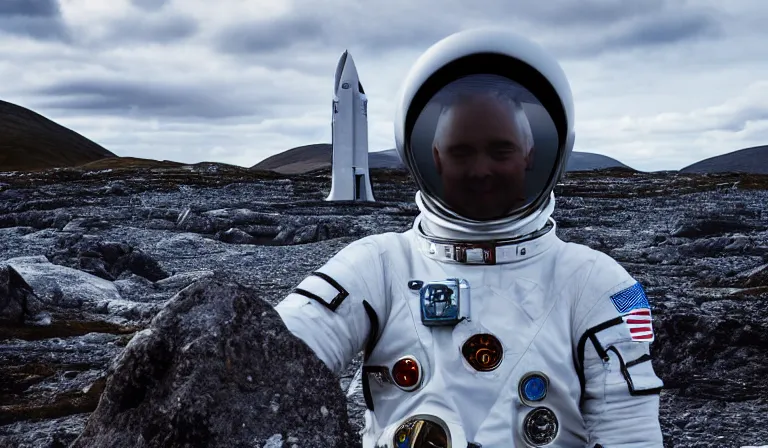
[71,279,359,448]
[47,238,169,282]
[671,216,759,239]
[215,227,258,245]
[0,265,45,324]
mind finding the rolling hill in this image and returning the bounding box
[565,152,632,171]
[0,100,116,171]
[251,145,634,174]
[251,144,405,174]
[680,145,768,174]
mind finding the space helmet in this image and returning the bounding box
[394,28,574,230]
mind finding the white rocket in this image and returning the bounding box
[326,50,375,202]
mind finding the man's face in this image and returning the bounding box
[432,95,533,220]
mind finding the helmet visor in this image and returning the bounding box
[407,74,560,221]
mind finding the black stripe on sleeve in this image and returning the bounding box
[575,316,623,405]
[310,271,350,311]
[292,288,334,311]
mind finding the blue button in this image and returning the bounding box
[523,375,547,402]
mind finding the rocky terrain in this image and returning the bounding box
[0,164,767,448]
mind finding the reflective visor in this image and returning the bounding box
[408,74,560,221]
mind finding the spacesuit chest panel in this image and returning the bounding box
[363,238,583,445]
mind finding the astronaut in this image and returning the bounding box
[275,28,664,448]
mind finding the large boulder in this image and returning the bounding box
[71,278,360,448]
[5,256,123,311]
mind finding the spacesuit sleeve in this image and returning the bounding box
[274,236,388,375]
[572,251,664,447]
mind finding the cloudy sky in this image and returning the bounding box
[1,0,767,171]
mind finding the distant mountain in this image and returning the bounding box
[566,152,633,171]
[251,144,333,174]
[680,145,768,174]
[368,149,406,170]
[250,144,406,174]
[0,100,116,171]
[251,144,633,174]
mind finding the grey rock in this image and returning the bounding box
[734,263,768,288]
[176,209,215,234]
[270,222,356,246]
[724,236,752,252]
[242,224,280,242]
[102,181,129,196]
[71,279,359,448]
[154,233,222,255]
[47,238,169,282]
[672,217,756,238]
[120,251,169,282]
[52,212,73,230]
[216,228,256,245]
[644,246,683,265]
[294,224,320,244]
[679,237,733,258]
[155,270,215,291]
[0,265,46,324]
[113,275,160,303]
[5,256,123,311]
[78,256,113,281]
[203,208,280,226]
[274,225,296,245]
[62,217,111,232]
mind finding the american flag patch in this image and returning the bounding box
[610,282,654,342]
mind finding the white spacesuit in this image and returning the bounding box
[276,29,664,448]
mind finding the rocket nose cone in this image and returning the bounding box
[335,51,360,93]
[334,51,349,91]
[341,53,359,80]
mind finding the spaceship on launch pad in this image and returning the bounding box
[326,51,375,202]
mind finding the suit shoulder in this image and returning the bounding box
[578,245,634,295]
[333,231,411,266]
[549,241,602,286]
[362,230,415,255]
[569,246,647,337]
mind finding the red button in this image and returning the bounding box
[392,357,421,389]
